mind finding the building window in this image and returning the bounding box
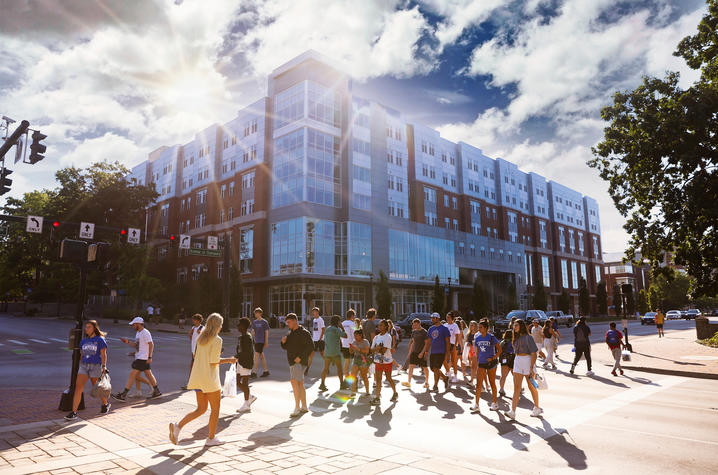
[241,199,254,216]
[542,256,551,287]
[240,228,253,274]
[242,171,255,189]
[221,184,226,198]
[353,193,370,210]
[308,81,341,127]
[561,259,569,288]
[424,212,438,226]
[423,187,436,202]
[571,261,578,289]
[452,197,457,209]
[354,165,371,182]
[229,182,235,196]
[274,82,304,130]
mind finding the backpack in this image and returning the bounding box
[574,325,588,343]
[606,330,620,346]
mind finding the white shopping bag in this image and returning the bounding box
[223,363,237,397]
[535,372,549,390]
[621,350,632,362]
[368,363,375,376]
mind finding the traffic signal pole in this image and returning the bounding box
[59,264,88,411]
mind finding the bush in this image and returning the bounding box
[698,331,718,348]
[24,307,39,317]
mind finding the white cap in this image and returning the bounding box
[129,316,144,325]
[431,312,441,319]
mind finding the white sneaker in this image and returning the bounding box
[289,408,302,418]
[237,402,250,413]
[248,395,257,407]
[505,410,516,419]
[128,387,143,398]
[205,437,225,446]
[470,404,481,413]
[490,402,499,411]
[531,406,544,417]
[586,370,595,376]
[169,423,180,445]
[451,376,458,383]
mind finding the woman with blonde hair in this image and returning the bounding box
[169,313,236,446]
[65,320,110,420]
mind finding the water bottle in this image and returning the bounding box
[529,377,539,389]
[571,346,576,352]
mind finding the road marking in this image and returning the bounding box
[48,337,66,343]
[29,339,50,344]
[479,376,685,459]
[584,422,718,446]
[8,339,27,345]
[12,349,33,355]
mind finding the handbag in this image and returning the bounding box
[534,371,548,390]
[222,363,237,397]
[91,369,111,399]
[621,349,632,362]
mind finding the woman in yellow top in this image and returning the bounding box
[169,313,236,446]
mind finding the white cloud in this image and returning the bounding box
[419,0,508,48]
[58,133,148,169]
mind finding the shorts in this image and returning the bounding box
[313,341,325,352]
[375,363,393,375]
[131,359,150,371]
[237,366,252,377]
[513,354,532,375]
[501,353,515,367]
[254,343,265,353]
[449,344,456,352]
[479,359,498,370]
[353,358,371,368]
[289,363,305,381]
[78,362,103,378]
[341,347,350,359]
[429,353,445,370]
[656,324,663,329]
[409,352,427,367]
[324,354,342,365]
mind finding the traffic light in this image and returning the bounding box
[0,168,12,195]
[28,130,47,164]
[0,120,29,159]
[53,220,60,228]
[169,234,177,246]
[119,228,127,238]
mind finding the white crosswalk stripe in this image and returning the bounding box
[8,339,27,345]
[29,339,50,344]
[48,338,66,343]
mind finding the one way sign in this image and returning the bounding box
[79,222,95,239]
[127,227,141,244]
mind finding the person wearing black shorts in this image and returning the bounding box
[471,320,501,413]
[402,319,430,389]
[427,313,451,391]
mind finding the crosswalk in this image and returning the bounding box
[1,333,188,353]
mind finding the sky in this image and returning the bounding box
[0,0,708,253]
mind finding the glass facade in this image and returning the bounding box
[388,230,458,282]
[274,82,304,130]
[306,129,340,207]
[541,255,551,286]
[561,259,569,288]
[269,284,365,318]
[571,261,579,289]
[271,217,371,277]
[308,81,341,128]
[392,288,432,316]
[239,228,253,274]
[272,129,304,208]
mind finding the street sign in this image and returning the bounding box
[179,234,191,249]
[127,227,140,244]
[207,236,218,250]
[26,215,43,234]
[79,222,95,239]
[189,248,221,257]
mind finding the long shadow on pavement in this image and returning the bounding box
[366,401,396,437]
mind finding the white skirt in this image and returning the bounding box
[513,354,532,375]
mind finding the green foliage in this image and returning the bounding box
[431,275,444,314]
[578,277,590,316]
[597,281,608,315]
[698,331,718,348]
[471,278,489,318]
[558,290,570,314]
[613,284,623,316]
[648,270,691,310]
[589,2,718,297]
[637,289,650,314]
[376,270,392,319]
[533,281,547,311]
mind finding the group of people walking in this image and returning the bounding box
[64,305,633,447]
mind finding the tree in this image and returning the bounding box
[589,2,718,297]
[506,281,518,312]
[637,289,650,314]
[597,281,608,315]
[613,285,623,316]
[471,278,489,317]
[375,270,392,319]
[578,277,590,316]
[431,275,444,314]
[558,290,570,314]
[533,281,547,311]
[648,270,691,310]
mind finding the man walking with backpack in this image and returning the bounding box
[605,322,625,376]
[570,317,593,376]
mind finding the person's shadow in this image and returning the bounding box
[339,395,373,423]
[587,374,629,388]
[242,415,305,451]
[366,401,396,437]
[432,391,465,419]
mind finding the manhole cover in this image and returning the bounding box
[681,355,718,361]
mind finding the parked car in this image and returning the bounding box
[683,309,702,319]
[545,310,575,327]
[396,312,433,335]
[493,309,548,334]
[665,310,682,320]
[641,312,657,325]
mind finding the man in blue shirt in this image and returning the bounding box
[425,313,450,391]
[251,307,270,378]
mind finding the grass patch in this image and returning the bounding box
[697,331,718,348]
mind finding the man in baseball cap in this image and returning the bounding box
[426,312,451,391]
[112,316,161,401]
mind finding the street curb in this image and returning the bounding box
[620,365,718,380]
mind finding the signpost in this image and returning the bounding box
[179,234,191,249]
[189,248,221,258]
[207,236,218,250]
[79,222,95,239]
[26,215,43,233]
[127,227,140,244]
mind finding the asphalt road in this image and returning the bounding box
[1,314,715,474]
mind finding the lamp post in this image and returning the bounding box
[620,283,633,351]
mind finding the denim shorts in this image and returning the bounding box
[78,362,103,378]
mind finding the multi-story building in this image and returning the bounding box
[603,251,651,315]
[129,51,604,319]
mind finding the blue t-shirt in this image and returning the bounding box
[80,335,107,364]
[474,333,499,364]
[252,319,270,343]
[428,324,450,354]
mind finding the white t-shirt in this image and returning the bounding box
[445,322,461,345]
[341,320,355,348]
[312,317,325,342]
[371,333,393,364]
[135,328,153,360]
[146,306,154,316]
[191,325,203,354]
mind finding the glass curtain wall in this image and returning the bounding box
[389,230,458,282]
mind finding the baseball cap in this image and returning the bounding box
[129,316,144,325]
[431,312,441,319]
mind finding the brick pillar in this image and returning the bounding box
[695,317,709,339]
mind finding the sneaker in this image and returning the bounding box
[150,388,162,398]
[505,410,516,419]
[390,392,398,402]
[64,411,78,421]
[432,385,439,392]
[569,367,575,375]
[619,369,624,375]
[401,382,411,388]
[237,402,250,413]
[260,371,270,378]
[100,403,111,414]
[499,388,506,397]
[423,382,429,389]
[127,387,142,398]
[369,397,381,405]
[339,381,348,391]
[490,402,499,411]
[289,408,302,418]
[470,404,481,414]
[300,407,309,413]
[250,372,257,378]
[451,376,458,383]
[551,364,557,370]
[111,392,127,401]
[586,370,595,377]
[318,384,328,392]
[169,423,180,445]
[205,437,225,447]
[247,394,257,407]
[443,375,450,389]
[611,370,617,377]
[531,407,544,418]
